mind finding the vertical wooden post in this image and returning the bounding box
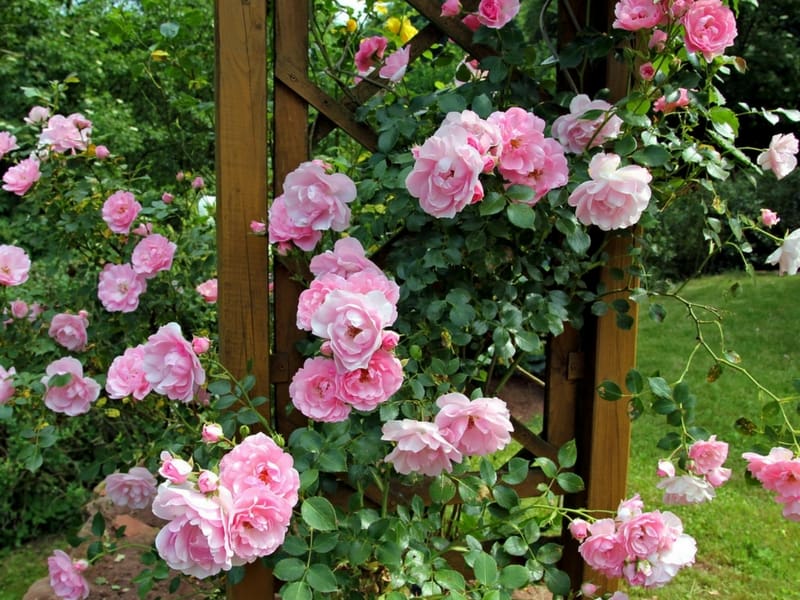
[215,1,272,598]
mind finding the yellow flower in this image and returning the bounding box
[399,19,418,43]
[385,16,401,34]
[374,2,388,15]
[346,18,357,33]
[150,49,169,62]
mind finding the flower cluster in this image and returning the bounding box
[152,433,300,578]
[354,35,410,83]
[655,436,731,505]
[570,495,696,588]
[440,0,521,30]
[104,466,159,510]
[743,447,800,520]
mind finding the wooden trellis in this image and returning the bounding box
[215,1,635,597]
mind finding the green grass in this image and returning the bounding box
[0,535,66,600]
[625,272,800,599]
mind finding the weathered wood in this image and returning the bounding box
[215,1,271,599]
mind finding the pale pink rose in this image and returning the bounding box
[131,222,154,237]
[39,113,92,153]
[355,35,388,74]
[282,161,356,232]
[2,156,41,196]
[405,127,485,218]
[311,289,396,372]
[551,94,623,154]
[681,0,737,61]
[218,432,300,505]
[654,88,691,113]
[779,497,800,521]
[578,520,626,578]
[48,311,89,351]
[0,245,31,286]
[202,422,224,443]
[25,105,50,125]
[176,171,185,181]
[289,356,351,422]
[476,0,520,29]
[569,518,590,541]
[296,272,347,331]
[382,419,463,476]
[687,435,729,483]
[142,322,206,402]
[106,345,152,400]
[742,446,795,479]
[662,0,695,18]
[131,233,177,278]
[225,485,294,563]
[580,582,599,598]
[441,0,461,16]
[656,474,715,504]
[97,263,147,313]
[568,152,652,230]
[434,393,513,455]
[308,237,378,278]
[250,220,267,234]
[0,364,15,404]
[162,192,175,204]
[612,0,665,30]
[268,194,323,253]
[616,511,669,558]
[649,29,668,50]
[757,133,799,180]
[759,460,800,498]
[616,494,645,521]
[379,46,410,82]
[609,593,630,600]
[197,470,219,493]
[639,62,655,80]
[0,131,19,159]
[644,531,697,587]
[191,176,205,189]
[192,336,211,355]
[94,145,110,159]
[336,349,403,411]
[345,269,400,309]
[766,228,800,276]
[760,208,780,227]
[102,191,142,234]
[104,467,158,509]
[657,459,675,478]
[159,450,194,484]
[28,302,44,321]
[48,549,90,600]
[438,110,504,172]
[9,299,28,319]
[41,357,100,416]
[196,278,219,303]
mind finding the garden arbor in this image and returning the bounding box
[215,0,634,597]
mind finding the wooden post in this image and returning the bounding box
[215,1,272,598]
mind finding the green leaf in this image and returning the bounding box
[597,380,623,401]
[479,191,506,215]
[436,568,466,591]
[653,396,678,415]
[499,564,531,589]
[502,457,529,485]
[318,447,346,472]
[378,128,399,153]
[503,536,529,556]
[544,567,572,596]
[556,472,585,493]
[506,184,536,203]
[306,563,338,592]
[535,543,562,565]
[91,512,105,537]
[473,552,498,586]
[633,144,670,167]
[429,475,457,504]
[480,457,497,486]
[274,558,306,582]
[472,94,493,117]
[493,485,519,509]
[615,135,637,156]
[648,376,672,400]
[566,227,591,254]
[533,457,558,479]
[625,369,644,394]
[557,439,577,468]
[301,497,337,531]
[280,581,312,600]
[709,106,739,139]
[506,203,536,229]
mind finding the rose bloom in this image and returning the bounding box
[250,220,267,234]
[142,322,206,402]
[48,310,90,352]
[102,190,142,234]
[382,419,463,476]
[568,152,652,231]
[743,446,796,480]
[569,518,590,541]
[0,244,31,286]
[281,160,357,232]
[311,289,397,372]
[379,46,410,82]
[131,233,177,278]
[97,263,147,313]
[218,432,300,505]
[2,156,41,196]
[656,474,715,504]
[48,550,90,600]
[551,94,623,154]
[202,422,224,443]
[104,466,158,509]
[106,345,152,400]
[766,228,800,276]
[0,131,19,159]
[25,105,50,125]
[405,127,485,218]
[437,110,504,173]
[355,35,388,74]
[39,113,92,153]
[196,278,219,303]
[441,0,461,16]
[9,299,28,319]
[760,208,780,227]
[649,28,668,50]
[224,485,294,563]
[198,470,219,493]
[0,364,15,404]
[336,349,403,412]
[289,356,352,422]
[41,357,101,416]
[268,193,323,253]
[476,0,520,29]
[159,450,194,484]
[687,435,731,486]
[94,144,110,159]
[612,0,664,31]
[616,511,669,558]
[434,393,514,455]
[308,236,379,278]
[681,0,737,61]
[192,336,211,355]
[653,88,691,113]
[757,133,799,180]
[577,519,626,578]
[296,272,347,331]
[657,459,676,478]
[191,176,205,189]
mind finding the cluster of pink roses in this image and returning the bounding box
[570,495,696,588]
[743,447,800,520]
[268,160,357,253]
[655,435,731,505]
[152,433,300,578]
[382,392,514,476]
[47,550,90,600]
[440,0,521,31]
[289,237,403,420]
[354,35,410,83]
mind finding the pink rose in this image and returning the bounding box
[379,46,410,82]
[106,345,152,400]
[0,131,19,159]
[289,356,351,422]
[476,0,520,29]
[48,311,90,351]
[198,470,219,493]
[142,322,206,402]
[612,0,664,31]
[568,152,652,230]
[0,364,15,404]
[345,269,400,307]
[39,113,92,153]
[131,222,154,237]
[250,220,266,234]
[25,105,50,125]
[202,422,224,444]
[48,549,90,600]
[159,450,194,484]
[308,237,379,278]
[94,145,110,159]
[382,419,463,476]
[639,62,655,80]
[225,485,294,562]
[616,511,669,558]
[441,0,461,16]
[42,357,101,416]
[649,29,668,50]
[569,518,590,541]
[551,94,624,154]
[9,299,28,319]
[462,14,481,30]
[2,156,41,196]
[281,161,356,232]
[0,245,31,286]
[434,393,514,455]
[218,432,300,505]
[656,474,715,504]
[102,190,142,234]
[687,435,729,474]
[104,467,158,509]
[355,35,388,74]
[336,349,403,411]
[757,133,799,180]
[97,263,147,312]
[196,278,219,303]
[577,520,626,578]
[176,171,185,181]
[131,233,177,278]
[759,460,800,498]
[616,493,645,521]
[654,88,691,113]
[191,176,205,189]
[657,459,675,478]
[760,208,780,227]
[743,446,795,480]
[438,110,504,172]
[268,194,323,253]
[296,272,347,331]
[162,192,175,204]
[766,228,800,276]
[681,0,737,61]
[192,336,211,355]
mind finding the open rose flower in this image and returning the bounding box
[131,233,177,278]
[382,419,462,476]
[0,131,19,159]
[141,322,205,402]
[48,550,90,600]
[476,0,521,29]
[612,0,664,31]
[281,160,357,232]
[97,263,147,312]
[48,311,90,352]
[196,278,218,303]
[0,245,31,286]
[681,0,737,61]
[39,113,92,153]
[0,364,15,404]
[102,190,142,234]
[757,133,799,180]
[104,467,158,509]
[106,345,152,400]
[289,356,351,422]
[336,349,403,412]
[766,228,800,276]
[268,193,323,253]
[355,35,388,75]
[2,156,41,196]
[379,46,410,83]
[687,435,731,487]
[41,357,101,416]
[434,392,514,455]
[551,94,623,154]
